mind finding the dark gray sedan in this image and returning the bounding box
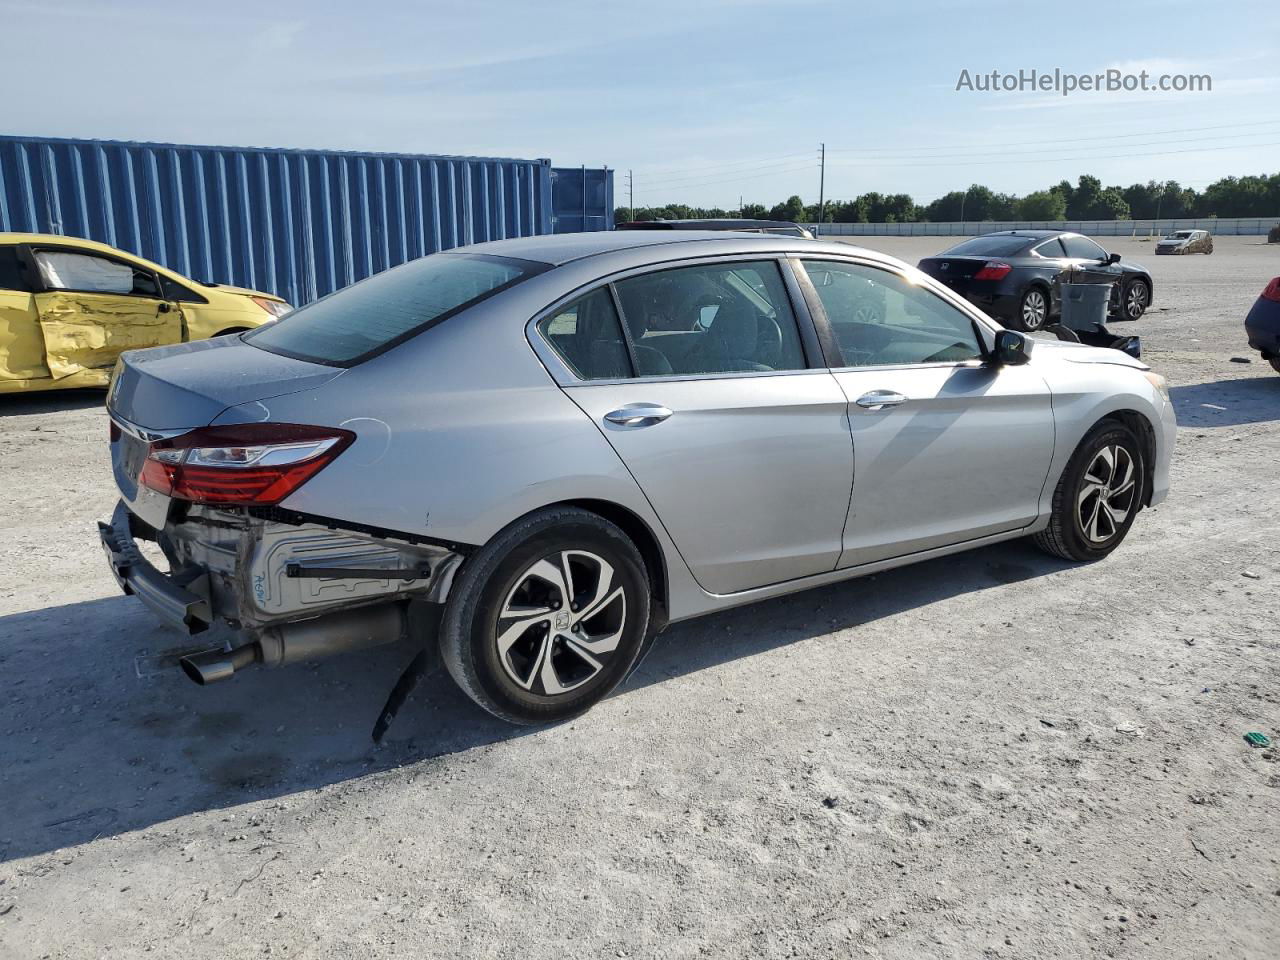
[918,231,1154,331]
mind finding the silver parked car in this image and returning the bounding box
[100,232,1176,724]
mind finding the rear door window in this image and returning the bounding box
[1033,238,1067,258]
[248,253,545,365]
[536,288,632,380]
[612,261,807,376]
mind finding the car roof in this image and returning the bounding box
[980,229,1068,239]
[618,218,805,231]
[0,231,137,255]
[450,230,843,266]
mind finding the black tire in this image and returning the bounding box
[1119,278,1150,321]
[1013,286,1050,332]
[1269,356,1280,375]
[440,506,651,725]
[1034,421,1145,562]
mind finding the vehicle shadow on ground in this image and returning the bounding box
[0,539,1067,864]
[1169,376,1280,427]
[0,388,106,418]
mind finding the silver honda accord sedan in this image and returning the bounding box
[100,231,1176,724]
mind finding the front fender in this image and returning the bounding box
[1036,359,1175,516]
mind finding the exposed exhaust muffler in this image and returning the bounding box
[179,603,406,685]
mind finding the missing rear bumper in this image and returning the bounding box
[99,499,466,679]
[99,501,212,634]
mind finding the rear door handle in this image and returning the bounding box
[604,403,673,426]
[855,390,908,410]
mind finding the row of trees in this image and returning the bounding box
[615,172,1280,225]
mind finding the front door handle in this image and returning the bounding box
[604,403,673,426]
[855,390,908,410]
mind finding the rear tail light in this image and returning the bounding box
[973,262,1013,281]
[1262,277,1280,303]
[139,423,354,506]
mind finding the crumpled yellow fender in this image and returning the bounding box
[34,293,180,379]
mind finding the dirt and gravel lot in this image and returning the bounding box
[2,236,1278,959]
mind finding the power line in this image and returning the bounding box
[634,150,815,175]
[825,118,1280,155]
[829,129,1280,163]
[827,140,1280,169]
[635,160,818,192]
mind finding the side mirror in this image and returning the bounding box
[993,329,1032,366]
[1106,252,1121,264]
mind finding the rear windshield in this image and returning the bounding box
[940,235,1032,257]
[247,253,546,365]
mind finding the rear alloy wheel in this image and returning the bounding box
[1121,279,1150,320]
[440,507,650,724]
[1016,287,1049,331]
[1034,423,1144,562]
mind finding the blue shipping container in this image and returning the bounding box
[0,135,613,305]
[550,166,614,233]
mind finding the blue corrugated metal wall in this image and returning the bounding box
[0,136,611,305]
[550,166,614,233]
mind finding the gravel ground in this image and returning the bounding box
[2,236,1278,959]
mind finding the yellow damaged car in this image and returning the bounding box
[0,233,290,394]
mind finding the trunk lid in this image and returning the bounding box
[917,256,991,285]
[107,336,343,526]
[108,335,342,431]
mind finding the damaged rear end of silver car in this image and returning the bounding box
[98,335,468,688]
[99,496,463,686]
[101,497,465,684]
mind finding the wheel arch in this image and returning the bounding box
[461,497,672,630]
[559,498,670,629]
[1092,409,1157,507]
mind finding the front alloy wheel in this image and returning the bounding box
[1017,288,1049,331]
[1034,422,1144,562]
[1076,444,1139,545]
[1123,279,1150,320]
[440,507,651,725]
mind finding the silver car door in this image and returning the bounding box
[533,259,853,596]
[797,258,1055,568]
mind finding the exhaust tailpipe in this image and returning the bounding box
[180,643,261,685]
[179,604,406,686]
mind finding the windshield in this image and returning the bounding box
[247,253,546,365]
[939,235,1031,257]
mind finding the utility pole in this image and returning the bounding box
[817,142,826,236]
[739,195,743,218]
[627,170,634,212]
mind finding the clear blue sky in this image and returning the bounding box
[6,0,1277,209]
